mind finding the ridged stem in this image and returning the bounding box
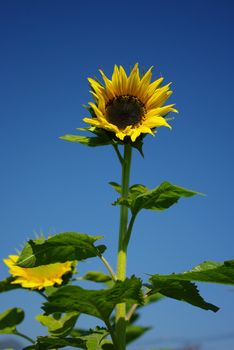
[115,143,132,350]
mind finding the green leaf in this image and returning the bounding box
[82,327,109,350]
[0,308,24,334]
[60,134,113,147]
[60,125,114,148]
[36,312,79,336]
[33,336,86,349]
[113,181,200,215]
[149,260,234,286]
[82,271,112,283]
[154,260,234,285]
[148,260,234,312]
[148,279,219,312]
[126,325,151,344]
[43,276,143,323]
[16,232,106,267]
[70,328,112,350]
[142,292,164,307]
[147,260,234,312]
[32,328,109,350]
[109,182,122,194]
[70,328,92,337]
[101,340,114,350]
[0,277,21,293]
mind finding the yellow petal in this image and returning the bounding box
[119,65,128,94]
[137,66,153,99]
[85,64,177,142]
[4,255,74,290]
[88,102,105,120]
[127,63,140,95]
[111,65,121,95]
[143,115,172,129]
[145,83,171,109]
[99,69,116,99]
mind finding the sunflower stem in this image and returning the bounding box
[105,319,119,349]
[115,143,132,350]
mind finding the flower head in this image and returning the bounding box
[83,63,178,142]
[4,255,73,290]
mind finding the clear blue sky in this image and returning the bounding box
[1,1,234,349]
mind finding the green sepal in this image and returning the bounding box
[117,134,145,157]
[35,312,80,337]
[0,277,21,293]
[61,120,145,155]
[44,286,59,297]
[82,271,112,283]
[0,307,24,334]
[112,181,200,215]
[43,276,143,323]
[16,232,106,267]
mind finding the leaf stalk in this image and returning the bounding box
[14,330,35,344]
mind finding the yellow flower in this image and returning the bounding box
[83,63,178,142]
[4,255,73,290]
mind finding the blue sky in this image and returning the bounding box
[0,1,234,349]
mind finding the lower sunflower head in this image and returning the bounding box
[4,255,74,290]
[83,63,178,142]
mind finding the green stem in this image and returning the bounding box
[125,293,148,321]
[125,303,138,322]
[124,213,137,247]
[99,254,117,281]
[115,143,132,350]
[14,330,34,344]
[105,319,119,349]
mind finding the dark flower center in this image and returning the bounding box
[106,95,145,129]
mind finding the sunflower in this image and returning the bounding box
[4,255,74,290]
[83,63,178,142]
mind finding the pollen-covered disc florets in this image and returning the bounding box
[83,63,178,142]
[106,95,145,129]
